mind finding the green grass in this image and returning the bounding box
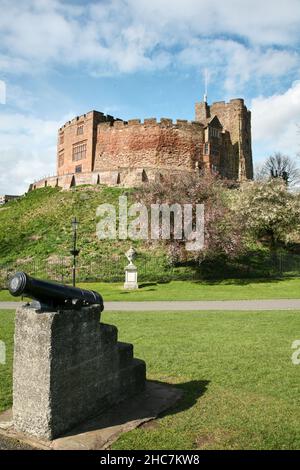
[79,278,300,301]
[1,277,300,302]
[0,291,30,301]
[0,310,14,412]
[1,308,300,449]
[0,186,125,264]
[2,186,299,287]
[0,186,168,270]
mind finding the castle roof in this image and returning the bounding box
[205,115,223,129]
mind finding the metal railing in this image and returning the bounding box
[1,252,300,289]
[0,256,178,288]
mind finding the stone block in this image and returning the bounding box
[13,305,146,440]
[117,342,133,368]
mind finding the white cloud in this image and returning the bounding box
[0,0,300,191]
[0,79,6,104]
[0,0,299,85]
[0,111,73,194]
[251,81,300,159]
[179,39,299,94]
[126,0,300,46]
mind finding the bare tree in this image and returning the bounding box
[260,152,300,186]
[254,163,266,181]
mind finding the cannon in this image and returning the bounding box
[8,271,104,311]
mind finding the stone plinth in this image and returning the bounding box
[0,382,182,450]
[124,264,138,290]
[13,305,146,440]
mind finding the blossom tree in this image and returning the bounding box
[233,178,300,252]
[135,172,243,262]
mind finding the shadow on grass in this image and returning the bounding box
[119,288,157,295]
[190,277,289,286]
[159,379,210,418]
[57,379,210,440]
[121,278,292,290]
[138,283,158,288]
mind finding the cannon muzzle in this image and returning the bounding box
[8,272,104,311]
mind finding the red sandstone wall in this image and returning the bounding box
[57,111,111,177]
[94,120,204,172]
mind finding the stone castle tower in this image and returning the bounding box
[30,98,253,191]
[195,98,253,180]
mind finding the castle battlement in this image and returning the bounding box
[59,111,114,131]
[209,98,244,107]
[97,117,205,131]
[30,97,253,193]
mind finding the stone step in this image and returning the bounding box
[99,323,118,349]
[117,342,133,368]
[119,358,146,396]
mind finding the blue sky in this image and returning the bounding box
[0,0,300,194]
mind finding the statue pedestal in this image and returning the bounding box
[124,263,138,290]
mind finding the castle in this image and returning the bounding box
[29,98,253,191]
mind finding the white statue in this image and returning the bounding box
[124,247,138,290]
[125,247,136,266]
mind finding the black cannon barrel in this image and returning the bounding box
[8,272,104,311]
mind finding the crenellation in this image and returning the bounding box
[30,96,253,192]
[113,120,127,129]
[229,98,244,105]
[211,101,226,106]
[144,118,157,126]
[128,119,141,126]
[176,119,189,128]
[160,118,173,126]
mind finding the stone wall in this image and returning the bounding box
[57,111,115,177]
[94,119,204,173]
[30,166,195,191]
[195,99,253,180]
[29,98,253,193]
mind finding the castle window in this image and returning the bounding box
[75,165,82,173]
[59,133,64,144]
[210,128,220,138]
[77,125,84,135]
[72,141,87,161]
[58,151,64,167]
[204,143,209,155]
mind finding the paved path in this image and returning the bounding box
[2,299,300,311]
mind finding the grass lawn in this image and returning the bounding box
[1,308,300,449]
[1,277,300,302]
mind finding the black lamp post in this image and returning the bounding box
[70,217,80,287]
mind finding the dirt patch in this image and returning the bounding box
[196,430,234,449]
[195,434,217,449]
[28,235,42,241]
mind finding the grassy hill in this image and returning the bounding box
[1,185,299,288]
[0,185,173,285]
